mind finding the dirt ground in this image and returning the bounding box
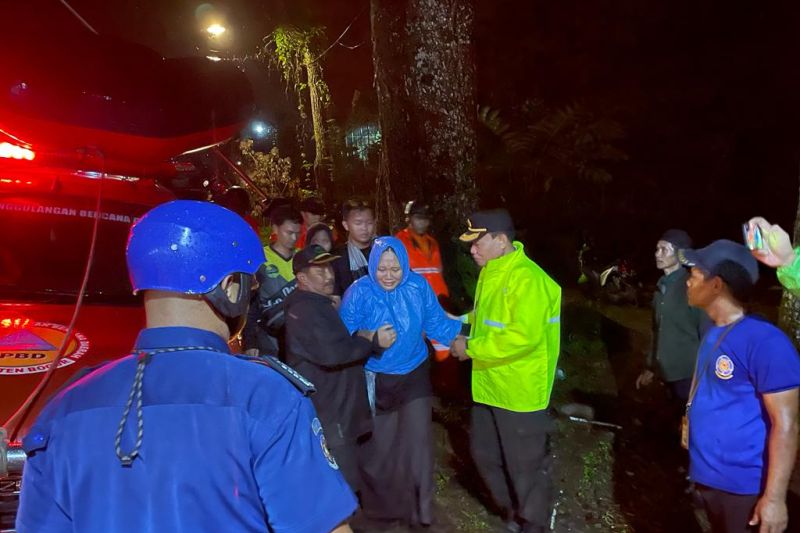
[416,291,800,533]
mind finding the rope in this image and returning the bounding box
[114,346,222,467]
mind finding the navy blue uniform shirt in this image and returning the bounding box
[16,326,356,533]
[689,316,800,495]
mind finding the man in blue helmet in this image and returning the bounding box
[15,200,357,533]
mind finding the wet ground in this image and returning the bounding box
[410,292,800,532]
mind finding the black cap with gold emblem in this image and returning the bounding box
[459,209,515,242]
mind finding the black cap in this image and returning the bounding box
[292,245,340,274]
[678,239,759,284]
[405,201,431,217]
[299,197,325,215]
[660,229,692,250]
[459,209,515,242]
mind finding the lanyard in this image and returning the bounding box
[686,317,742,410]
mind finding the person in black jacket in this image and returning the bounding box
[332,199,376,295]
[284,245,396,493]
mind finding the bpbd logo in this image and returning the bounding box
[0,320,89,375]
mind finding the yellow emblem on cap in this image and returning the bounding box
[459,218,488,242]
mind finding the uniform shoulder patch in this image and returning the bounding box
[236,355,316,396]
[312,417,339,470]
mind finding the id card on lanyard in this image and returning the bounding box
[682,318,741,449]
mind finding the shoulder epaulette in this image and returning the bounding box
[237,355,316,396]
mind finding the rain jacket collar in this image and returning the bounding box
[484,241,525,272]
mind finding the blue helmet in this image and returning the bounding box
[127,200,265,294]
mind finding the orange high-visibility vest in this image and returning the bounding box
[396,227,451,361]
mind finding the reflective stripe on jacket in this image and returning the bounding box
[467,242,561,412]
[395,228,449,298]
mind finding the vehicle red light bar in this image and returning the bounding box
[0,141,35,161]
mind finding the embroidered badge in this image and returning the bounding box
[715,354,735,380]
[319,433,339,470]
[311,418,338,469]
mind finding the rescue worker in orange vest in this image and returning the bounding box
[395,201,451,361]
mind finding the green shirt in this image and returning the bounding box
[647,267,707,382]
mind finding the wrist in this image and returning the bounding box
[761,490,786,503]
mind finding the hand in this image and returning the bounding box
[450,336,469,361]
[635,370,655,390]
[357,329,373,341]
[330,294,342,308]
[244,348,260,357]
[748,217,796,268]
[376,324,397,349]
[749,496,788,533]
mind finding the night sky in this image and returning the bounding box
[8,0,800,277]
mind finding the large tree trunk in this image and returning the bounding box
[304,48,334,204]
[370,0,478,230]
[778,173,800,345]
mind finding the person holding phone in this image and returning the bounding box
[746,217,800,295]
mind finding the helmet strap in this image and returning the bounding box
[205,273,253,339]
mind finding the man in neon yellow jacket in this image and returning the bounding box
[451,209,561,533]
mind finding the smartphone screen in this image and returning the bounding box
[742,223,763,250]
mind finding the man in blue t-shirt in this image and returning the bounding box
[16,201,356,533]
[680,239,800,533]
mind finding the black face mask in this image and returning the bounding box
[205,273,254,340]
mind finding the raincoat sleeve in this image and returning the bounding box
[421,280,461,346]
[338,283,365,335]
[777,248,800,296]
[467,270,561,362]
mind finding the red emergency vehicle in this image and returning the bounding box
[0,19,255,530]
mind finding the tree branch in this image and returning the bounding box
[313,5,369,63]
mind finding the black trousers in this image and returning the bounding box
[360,396,434,526]
[329,441,362,495]
[694,485,759,533]
[470,404,553,528]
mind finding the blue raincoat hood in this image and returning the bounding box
[368,236,410,290]
[339,236,461,375]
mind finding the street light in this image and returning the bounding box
[206,23,226,37]
[249,120,274,140]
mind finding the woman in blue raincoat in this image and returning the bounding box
[339,236,461,528]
